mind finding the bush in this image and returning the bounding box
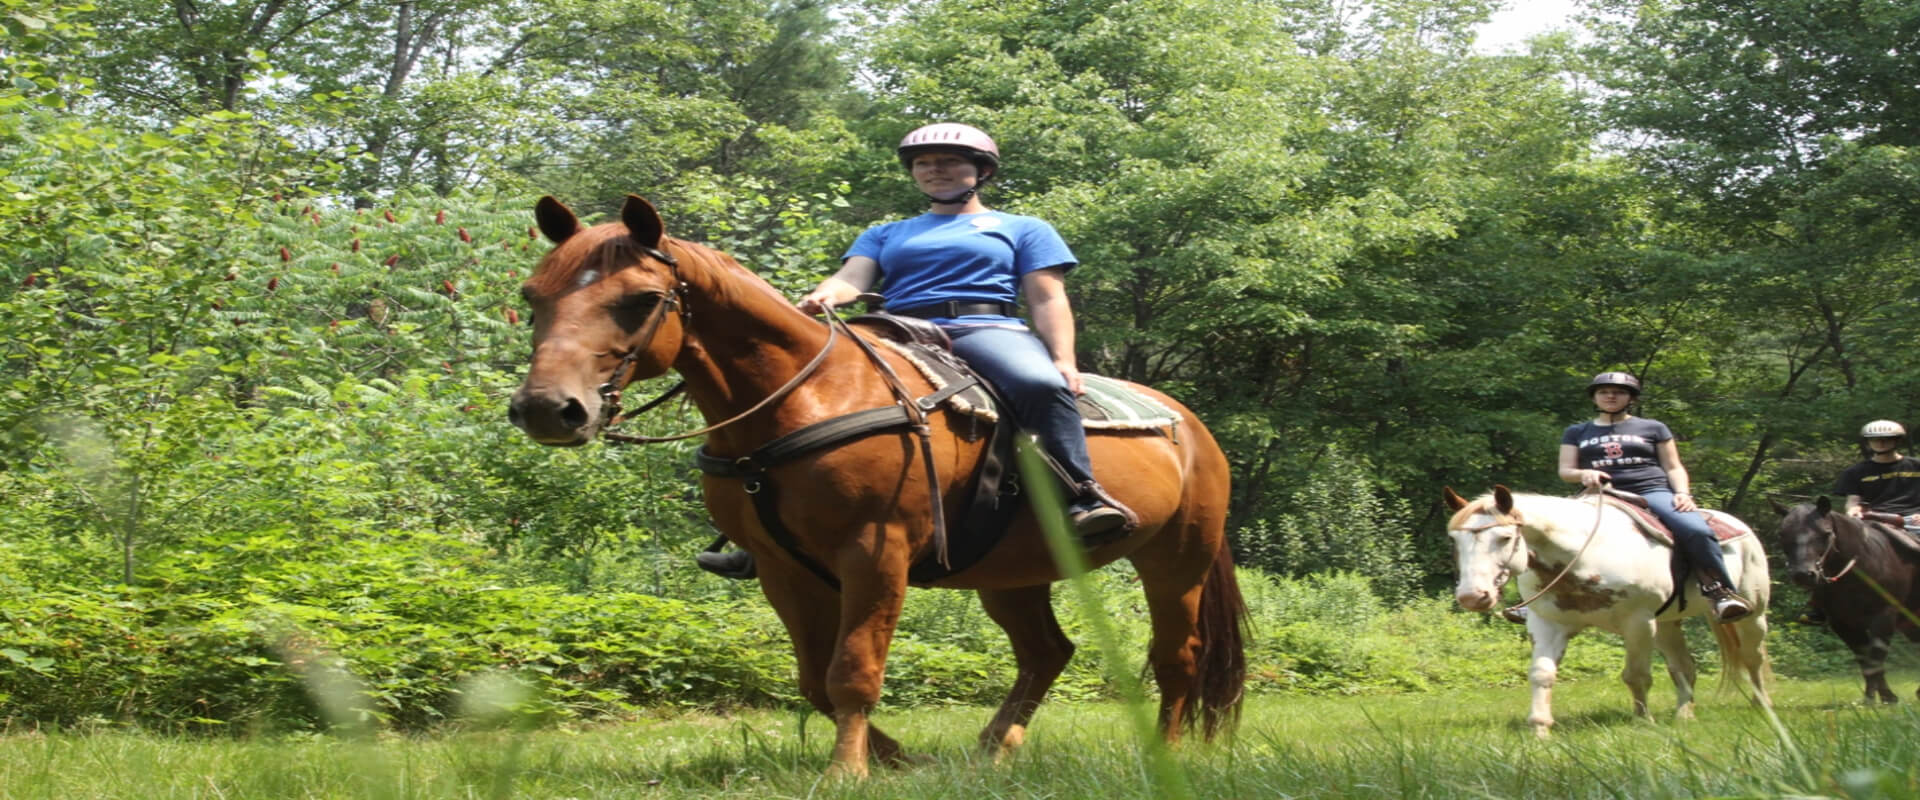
[1234,446,1422,604]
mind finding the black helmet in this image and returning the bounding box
[1587,371,1641,397]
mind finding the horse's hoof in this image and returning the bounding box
[979,724,1027,760]
[1532,724,1553,739]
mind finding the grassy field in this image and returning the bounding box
[5,670,1918,799]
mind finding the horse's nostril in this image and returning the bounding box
[507,402,524,427]
[561,397,588,430]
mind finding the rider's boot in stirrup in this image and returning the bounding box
[1702,581,1752,623]
[695,548,757,580]
[1068,481,1139,545]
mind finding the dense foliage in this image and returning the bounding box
[2,0,1911,729]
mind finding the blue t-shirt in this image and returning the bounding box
[843,211,1076,324]
[1561,417,1676,496]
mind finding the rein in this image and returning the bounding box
[1495,492,1609,617]
[1816,513,1860,583]
[590,244,840,446]
[591,276,956,572]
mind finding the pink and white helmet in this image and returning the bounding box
[897,123,1000,176]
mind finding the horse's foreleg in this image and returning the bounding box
[974,585,1074,759]
[1619,619,1657,721]
[1526,620,1574,738]
[1832,616,1897,705]
[819,551,912,779]
[1653,619,1697,720]
[759,563,911,777]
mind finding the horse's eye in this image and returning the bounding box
[609,293,663,334]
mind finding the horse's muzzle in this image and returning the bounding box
[508,388,595,446]
[1456,589,1497,612]
[1787,567,1819,588]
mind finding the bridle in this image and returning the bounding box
[1458,514,1529,593]
[1461,493,1608,617]
[1807,513,1859,584]
[579,243,844,446]
[544,240,963,569]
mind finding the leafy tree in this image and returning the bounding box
[1585,0,1920,511]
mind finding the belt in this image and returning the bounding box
[887,300,1018,319]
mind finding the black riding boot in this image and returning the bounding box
[694,536,757,580]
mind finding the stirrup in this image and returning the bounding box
[1072,481,1140,538]
[1069,502,1129,543]
[1706,588,1752,623]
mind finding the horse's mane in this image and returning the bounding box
[527,223,793,308]
[1448,496,1515,530]
[1835,510,1904,565]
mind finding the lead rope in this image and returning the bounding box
[1500,492,1608,618]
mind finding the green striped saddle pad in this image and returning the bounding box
[877,339,1181,431]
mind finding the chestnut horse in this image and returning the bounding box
[1772,496,1920,704]
[507,196,1245,778]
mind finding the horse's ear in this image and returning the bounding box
[621,194,665,249]
[1768,498,1789,516]
[1443,486,1468,511]
[1493,484,1514,514]
[535,196,581,244]
[1816,494,1833,515]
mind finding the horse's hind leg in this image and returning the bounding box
[975,585,1074,759]
[1653,619,1697,720]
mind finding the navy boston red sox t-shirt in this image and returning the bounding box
[1561,417,1674,496]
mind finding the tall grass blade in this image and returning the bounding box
[1017,436,1193,800]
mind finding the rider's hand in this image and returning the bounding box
[1846,506,1865,519]
[1054,359,1084,395]
[1580,469,1608,489]
[1672,492,1697,512]
[796,291,834,316]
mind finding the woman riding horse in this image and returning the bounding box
[700,122,1131,577]
[1557,371,1753,622]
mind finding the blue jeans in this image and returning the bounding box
[946,325,1096,487]
[1642,489,1736,588]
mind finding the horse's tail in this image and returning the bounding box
[1710,619,1772,698]
[1191,544,1249,740]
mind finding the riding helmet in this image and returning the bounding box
[1860,419,1907,439]
[897,123,1000,179]
[1587,371,1642,397]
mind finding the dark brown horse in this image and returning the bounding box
[506,195,1245,778]
[1773,496,1920,704]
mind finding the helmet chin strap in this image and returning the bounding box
[924,187,978,205]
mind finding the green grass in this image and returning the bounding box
[6,673,1919,799]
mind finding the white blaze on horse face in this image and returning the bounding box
[1452,513,1520,612]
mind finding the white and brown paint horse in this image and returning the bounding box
[1444,486,1771,736]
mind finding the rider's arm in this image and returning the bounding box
[1021,266,1082,395]
[797,256,880,315]
[1655,439,1697,511]
[1559,445,1609,488]
[1844,494,1866,518]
